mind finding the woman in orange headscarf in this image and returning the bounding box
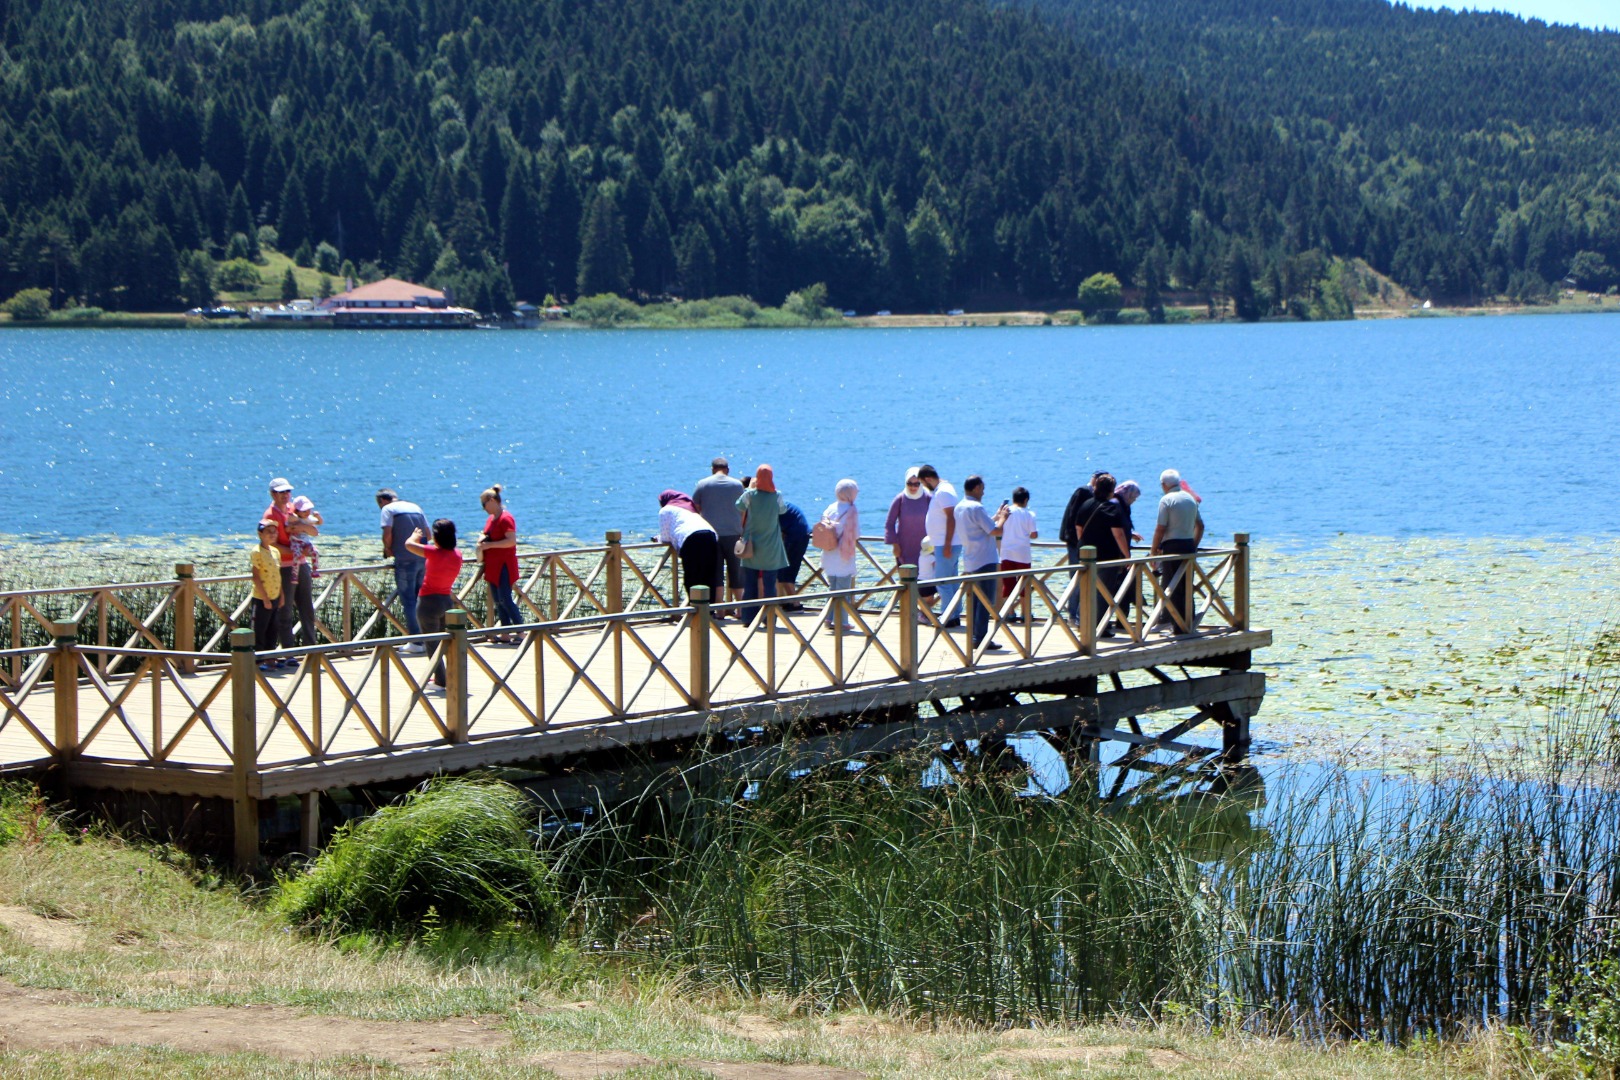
[735,464,788,622]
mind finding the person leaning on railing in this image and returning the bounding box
[657,490,722,605]
[1150,469,1204,634]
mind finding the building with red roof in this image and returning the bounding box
[317,278,479,328]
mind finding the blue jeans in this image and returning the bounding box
[394,558,425,635]
[741,565,778,623]
[967,562,1000,645]
[933,547,961,623]
[489,564,522,626]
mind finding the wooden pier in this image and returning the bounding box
[1,534,1269,867]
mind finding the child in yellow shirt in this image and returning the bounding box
[250,521,284,669]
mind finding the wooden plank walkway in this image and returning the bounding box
[0,534,1267,863]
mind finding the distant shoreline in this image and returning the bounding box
[1,296,1615,330]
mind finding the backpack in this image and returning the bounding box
[811,517,839,551]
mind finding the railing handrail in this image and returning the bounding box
[0,541,670,600]
[39,547,1237,665]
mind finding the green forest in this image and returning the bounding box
[0,0,1616,316]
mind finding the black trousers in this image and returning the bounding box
[678,531,723,599]
[418,593,455,686]
[275,564,317,648]
[252,598,278,652]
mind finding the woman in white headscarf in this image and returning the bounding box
[820,479,860,629]
[883,466,931,575]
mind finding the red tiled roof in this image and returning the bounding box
[329,278,444,303]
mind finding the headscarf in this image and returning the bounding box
[901,466,925,500]
[753,464,777,493]
[659,489,696,512]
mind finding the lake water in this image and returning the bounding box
[1,314,1615,543]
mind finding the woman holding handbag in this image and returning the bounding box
[735,464,788,623]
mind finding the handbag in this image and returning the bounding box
[734,536,754,559]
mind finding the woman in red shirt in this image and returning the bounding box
[405,518,463,688]
[476,484,523,642]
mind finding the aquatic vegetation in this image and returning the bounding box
[274,778,562,940]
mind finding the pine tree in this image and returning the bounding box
[576,189,633,296]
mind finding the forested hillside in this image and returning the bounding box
[0,0,1375,315]
[1032,0,1620,301]
[1,0,1615,315]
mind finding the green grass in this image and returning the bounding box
[274,779,563,939]
[215,249,331,305]
[0,778,1571,1077]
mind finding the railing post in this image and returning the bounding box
[1077,547,1097,656]
[229,628,260,872]
[898,565,919,680]
[49,621,80,762]
[605,530,624,614]
[1233,533,1250,631]
[174,563,196,674]
[1182,549,1197,634]
[446,609,470,743]
[689,585,711,711]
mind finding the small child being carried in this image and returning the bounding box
[288,495,323,578]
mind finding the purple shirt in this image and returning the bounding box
[884,492,932,567]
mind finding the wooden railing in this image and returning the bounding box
[0,533,689,686]
[0,537,1254,779]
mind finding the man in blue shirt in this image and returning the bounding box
[377,488,430,651]
[954,475,1010,650]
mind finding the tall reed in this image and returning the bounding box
[552,659,1620,1039]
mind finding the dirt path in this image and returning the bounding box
[0,980,508,1067]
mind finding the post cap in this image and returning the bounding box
[689,585,711,603]
[898,564,918,581]
[446,609,469,628]
[230,627,257,650]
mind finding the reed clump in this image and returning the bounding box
[275,778,562,940]
[547,658,1620,1042]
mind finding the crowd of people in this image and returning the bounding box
[246,462,1206,670]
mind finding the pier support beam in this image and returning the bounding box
[299,792,320,857]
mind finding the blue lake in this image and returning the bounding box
[1,315,1614,542]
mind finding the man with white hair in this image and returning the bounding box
[1150,469,1203,633]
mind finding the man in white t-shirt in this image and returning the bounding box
[918,464,961,625]
[998,486,1038,619]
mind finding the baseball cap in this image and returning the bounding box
[269,477,293,492]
